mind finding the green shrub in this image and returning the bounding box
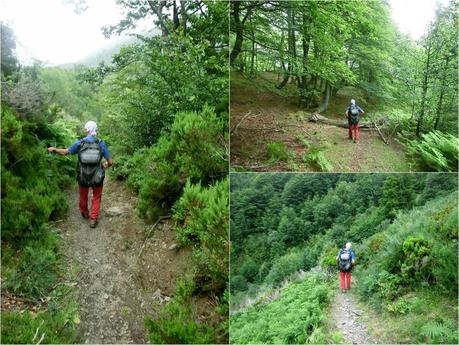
[145,277,216,344]
[419,319,458,344]
[4,245,59,299]
[431,241,458,294]
[385,297,413,315]
[303,145,333,172]
[231,275,248,293]
[131,106,227,221]
[173,178,229,293]
[320,247,338,271]
[407,131,458,171]
[1,305,79,344]
[1,106,73,242]
[267,141,290,162]
[265,250,303,286]
[399,236,432,284]
[240,258,259,283]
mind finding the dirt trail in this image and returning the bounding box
[58,176,191,344]
[332,291,376,344]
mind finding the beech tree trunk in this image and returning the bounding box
[417,36,432,137]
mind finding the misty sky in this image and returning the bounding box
[1,0,137,65]
[0,0,451,65]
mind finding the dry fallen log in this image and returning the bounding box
[370,117,389,144]
[308,113,386,129]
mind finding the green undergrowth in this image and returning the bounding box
[1,105,80,343]
[406,130,458,172]
[303,144,333,172]
[116,106,227,222]
[1,226,80,344]
[230,271,334,344]
[145,178,229,343]
[354,191,458,343]
[145,277,215,344]
[266,141,291,162]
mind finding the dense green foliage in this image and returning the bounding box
[122,106,227,221]
[230,173,458,343]
[1,23,80,342]
[173,178,229,293]
[230,272,332,344]
[406,131,458,171]
[1,107,74,242]
[145,278,215,344]
[230,0,458,171]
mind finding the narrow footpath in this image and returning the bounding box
[332,291,376,344]
[58,176,191,343]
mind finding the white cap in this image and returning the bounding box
[350,99,356,105]
[345,242,352,249]
[84,121,97,135]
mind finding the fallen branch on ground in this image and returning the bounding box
[230,111,252,135]
[137,215,172,261]
[237,126,284,132]
[231,162,277,170]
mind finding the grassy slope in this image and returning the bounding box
[353,191,458,344]
[230,71,411,172]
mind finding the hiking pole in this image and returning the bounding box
[367,113,388,145]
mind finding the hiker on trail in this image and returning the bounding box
[345,99,365,143]
[336,242,356,293]
[47,121,112,228]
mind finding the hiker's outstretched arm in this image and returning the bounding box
[103,157,113,169]
[48,147,69,155]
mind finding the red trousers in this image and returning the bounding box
[348,124,359,141]
[340,271,352,290]
[79,185,103,220]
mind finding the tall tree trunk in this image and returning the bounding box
[317,81,332,113]
[434,55,450,129]
[173,0,180,31]
[417,37,432,137]
[230,1,259,66]
[179,0,187,34]
[148,0,170,37]
[300,10,310,90]
[250,14,255,75]
[277,4,294,89]
[230,1,243,65]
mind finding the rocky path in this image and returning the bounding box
[58,176,191,343]
[332,292,376,344]
[332,292,377,344]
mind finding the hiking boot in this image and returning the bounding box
[81,212,89,219]
[90,219,98,228]
[354,139,358,144]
